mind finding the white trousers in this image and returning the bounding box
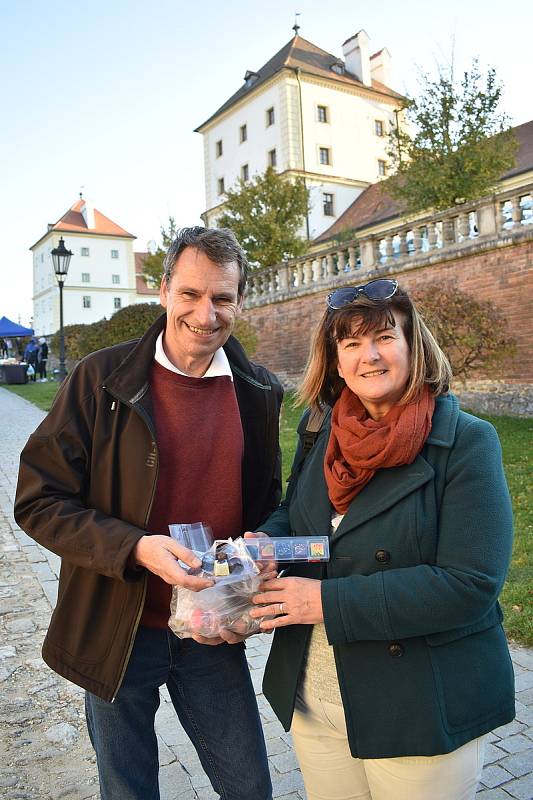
[291,686,486,800]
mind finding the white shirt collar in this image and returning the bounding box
[154,331,233,380]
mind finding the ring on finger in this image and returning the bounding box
[278,602,285,615]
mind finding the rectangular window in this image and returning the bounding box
[239,123,247,143]
[81,272,90,283]
[241,163,249,181]
[217,177,225,195]
[266,107,275,126]
[317,105,328,123]
[268,148,277,168]
[111,249,119,259]
[82,295,91,308]
[319,147,331,165]
[81,247,90,256]
[216,139,223,157]
[323,193,334,216]
[375,120,384,137]
[114,297,122,310]
[112,274,120,284]
[378,159,387,176]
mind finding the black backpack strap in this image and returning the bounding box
[301,406,329,456]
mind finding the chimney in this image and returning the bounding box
[80,199,95,229]
[342,30,371,86]
[370,48,392,88]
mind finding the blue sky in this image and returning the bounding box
[1,0,532,325]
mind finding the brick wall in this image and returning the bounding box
[244,238,533,387]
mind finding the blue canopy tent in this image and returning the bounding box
[0,316,34,337]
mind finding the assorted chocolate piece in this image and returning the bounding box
[244,536,329,563]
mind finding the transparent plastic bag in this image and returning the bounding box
[168,536,264,639]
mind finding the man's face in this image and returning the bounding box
[159,246,242,376]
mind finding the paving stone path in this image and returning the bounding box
[0,386,532,800]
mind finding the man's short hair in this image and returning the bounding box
[163,227,249,298]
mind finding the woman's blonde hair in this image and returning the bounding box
[297,285,452,410]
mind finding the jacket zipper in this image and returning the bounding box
[103,385,160,701]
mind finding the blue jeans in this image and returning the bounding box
[85,626,272,800]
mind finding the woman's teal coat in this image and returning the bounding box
[260,394,515,758]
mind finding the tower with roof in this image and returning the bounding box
[195,29,405,240]
[30,197,159,336]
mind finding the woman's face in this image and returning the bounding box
[336,312,411,420]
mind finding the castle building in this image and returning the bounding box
[195,28,405,239]
[30,197,158,336]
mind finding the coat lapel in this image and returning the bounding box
[294,393,457,542]
[332,455,434,542]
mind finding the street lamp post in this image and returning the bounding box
[51,236,73,381]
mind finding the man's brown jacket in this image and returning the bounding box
[14,314,283,701]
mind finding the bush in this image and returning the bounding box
[412,282,516,380]
[51,304,163,362]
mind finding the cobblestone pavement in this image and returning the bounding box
[1,386,532,800]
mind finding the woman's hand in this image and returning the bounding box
[250,576,323,631]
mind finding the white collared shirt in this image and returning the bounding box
[154,331,233,380]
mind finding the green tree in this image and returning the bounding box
[388,60,517,214]
[412,282,516,380]
[142,216,179,286]
[217,167,310,268]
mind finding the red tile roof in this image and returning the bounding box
[195,35,403,131]
[315,119,533,244]
[50,199,135,238]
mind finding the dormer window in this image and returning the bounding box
[331,61,345,76]
[244,70,259,88]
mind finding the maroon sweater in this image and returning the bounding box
[141,360,244,628]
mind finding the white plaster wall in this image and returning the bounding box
[202,81,286,209]
[32,233,137,336]
[306,180,365,239]
[298,78,396,184]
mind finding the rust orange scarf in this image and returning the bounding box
[324,385,435,514]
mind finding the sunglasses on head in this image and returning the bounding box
[326,279,399,310]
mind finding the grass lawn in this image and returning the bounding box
[3,381,60,412]
[5,382,532,646]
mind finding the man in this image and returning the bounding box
[15,227,283,800]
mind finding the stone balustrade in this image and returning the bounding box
[245,182,533,308]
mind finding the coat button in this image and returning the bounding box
[388,642,404,658]
[375,549,391,563]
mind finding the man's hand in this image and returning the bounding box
[191,629,247,646]
[133,535,214,590]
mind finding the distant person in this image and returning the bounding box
[24,339,38,381]
[37,338,48,380]
[0,338,7,358]
[15,226,283,800]
[5,338,13,357]
[251,279,515,800]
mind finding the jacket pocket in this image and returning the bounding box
[426,609,514,733]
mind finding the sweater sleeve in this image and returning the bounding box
[322,417,514,644]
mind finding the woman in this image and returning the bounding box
[250,279,514,800]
